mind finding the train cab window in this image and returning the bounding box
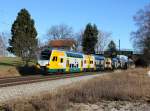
[70,64,72,68]
[77,64,79,68]
[40,50,51,60]
[60,58,63,63]
[52,56,57,61]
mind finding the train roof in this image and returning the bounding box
[112,58,118,61]
[94,55,105,60]
[66,51,83,58]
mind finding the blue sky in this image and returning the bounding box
[0,0,149,49]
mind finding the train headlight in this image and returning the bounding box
[36,63,40,69]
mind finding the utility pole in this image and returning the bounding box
[119,39,120,55]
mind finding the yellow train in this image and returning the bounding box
[36,49,131,73]
[36,49,105,73]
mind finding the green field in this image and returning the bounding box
[0,57,22,69]
[0,57,37,77]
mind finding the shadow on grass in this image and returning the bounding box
[16,66,43,76]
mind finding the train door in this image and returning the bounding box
[87,56,90,69]
[66,59,69,72]
[81,60,83,71]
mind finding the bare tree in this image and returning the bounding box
[131,4,150,65]
[0,33,7,56]
[95,30,111,53]
[74,30,84,52]
[47,24,74,40]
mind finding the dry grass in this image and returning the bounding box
[65,68,150,103]
[0,92,69,111]
[0,67,20,78]
[0,57,21,77]
[1,68,150,111]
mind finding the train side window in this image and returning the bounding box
[56,57,57,61]
[84,60,86,64]
[77,64,78,68]
[52,56,55,61]
[60,58,63,63]
[52,56,57,61]
[101,61,103,64]
[70,64,72,68]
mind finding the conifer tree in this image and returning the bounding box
[8,9,38,65]
[107,40,117,57]
[82,23,98,54]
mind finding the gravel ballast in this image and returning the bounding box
[67,101,150,111]
[0,73,104,103]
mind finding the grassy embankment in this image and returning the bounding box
[0,68,150,111]
[0,57,36,77]
[0,57,21,77]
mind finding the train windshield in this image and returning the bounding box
[40,50,51,60]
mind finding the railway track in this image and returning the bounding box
[0,72,105,88]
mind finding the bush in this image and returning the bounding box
[135,57,148,67]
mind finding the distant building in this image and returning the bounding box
[48,39,76,51]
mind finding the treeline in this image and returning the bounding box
[1,2,150,66]
[1,8,112,66]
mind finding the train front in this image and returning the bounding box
[36,49,51,72]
